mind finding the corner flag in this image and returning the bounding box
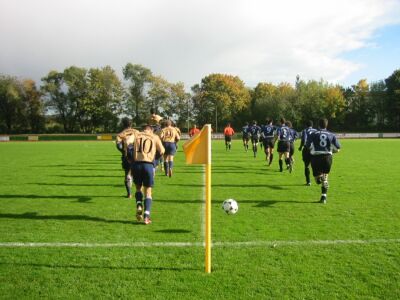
[183,124,212,273]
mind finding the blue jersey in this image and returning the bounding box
[248,125,261,138]
[288,128,298,143]
[261,125,275,139]
[300,127,317,149]
[306,129,340,155]
[242,125,249,137]
[276,125,291,142]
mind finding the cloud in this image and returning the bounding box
[0,0,399,87]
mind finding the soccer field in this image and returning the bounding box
[0,139,399,299]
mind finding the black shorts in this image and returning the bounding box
[251,136,259,144]
[302,148,312,165]
[277,141,290,153]
[225,135,232,142]
[242,135,249,142]
[310,154,332,177]
[263,138,274,149]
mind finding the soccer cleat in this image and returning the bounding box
[144,217,152,225]
[127,194,132,199]
[305,182,311,186]
[288,164,293,173]
[319,195,327,204]
[136,205,143,221]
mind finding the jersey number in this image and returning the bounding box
[136,138,153,154]
[319,134,328,147]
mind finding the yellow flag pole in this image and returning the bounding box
[205,125,212,273]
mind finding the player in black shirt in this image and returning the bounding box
[261,118,276,166]
[298,120,317,186]
[248,120,262,158]
[306,118,341,204]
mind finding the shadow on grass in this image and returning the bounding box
[0,212,139,225]
[253,199,318,207]
[28,183,121,188]
[56,175,121,178]
[0,262,198,271]
[154,229,191,234]
[166,183,286,190]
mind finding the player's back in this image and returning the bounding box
[262,125,275,138]
[307,129,340,155]
[161,126,180,143]
[134,132,164,163]
[277,125,290,141]
[301,127,317,146]
[249,125,261,137]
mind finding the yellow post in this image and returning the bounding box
[205,125,212,273]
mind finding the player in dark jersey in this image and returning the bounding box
[248,120,262,158]
[261,118,276,166]
[115,118,139,198]
[276,118,292,172]
[298,120,317,186]
[286,121,298,172]
[306,118,341,204]
[242,122,250,151]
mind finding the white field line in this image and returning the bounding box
[1,239,399,248]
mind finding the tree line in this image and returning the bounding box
[1,63,399,133]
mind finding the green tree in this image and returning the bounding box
[123,63,153,125]
[22,79,45,133]
[196,74,250,131]
[385,69,400,130]
[0,75,23,133]
[369,80,387,130]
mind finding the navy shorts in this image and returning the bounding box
[251,136,259,144]
[242,134,249,142]
[263,138,274,149]
[132,162,154,187]
[163,142,177,156]
[310,154,333,177]
[277,141,290,153]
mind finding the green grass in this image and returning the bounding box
[0,139,400,299]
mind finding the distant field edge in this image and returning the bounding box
[1,238,400,248]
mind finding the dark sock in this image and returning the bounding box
[144,197,152,217]
[279,159,283,171]
[169,161,174,170]
[322,186,328,194]
[135,191,143,207]
[164,162,169,175]
[285,158,291,166]
[305,167,310,183]
[270,153,273,164]
[125,180,131,196]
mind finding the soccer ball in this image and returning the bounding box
[222,199,239,215]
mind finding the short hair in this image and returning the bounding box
[266,118,272,124]
[150,108,155,114]
[306,120,313,127]
[319,118,328,129]
[142,124,153,131]
[252,120,257,125]
[280,117,286,125]
[245,122,249,126]
[286,120,292,128]
[122,117,131,128]
[165,119,172,126]
[227,123,231,126]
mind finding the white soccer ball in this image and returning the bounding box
[222,199,239,215]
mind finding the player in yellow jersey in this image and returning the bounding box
[115,118,139,198]
[160,120,181,177]
[132,125,165,224]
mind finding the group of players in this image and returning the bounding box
[228,117,341,204]
[115,109,180,224]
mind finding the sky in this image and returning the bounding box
[0,0,400,89]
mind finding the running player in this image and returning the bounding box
[115,118,139,198]
[276,118,292,172]
[298,120,317,186]
[132,125,165,224]
[160,120,181,177]
[261,118,276,166]
[242,122,250,151]
[286,120,298,170]
[306,118,341,204]
[248,120,262,158]
[189,124,200,137]
[223,123,235,151]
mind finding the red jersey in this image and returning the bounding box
[224,127,235,136]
